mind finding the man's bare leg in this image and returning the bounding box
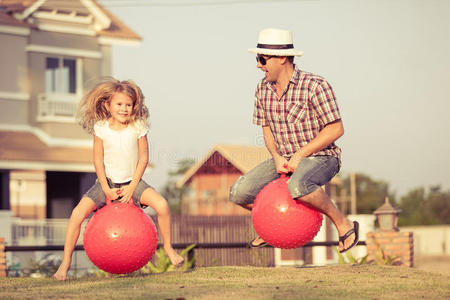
[298,187,356,252]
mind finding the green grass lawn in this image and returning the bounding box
[1,265,449,299]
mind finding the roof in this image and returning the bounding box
[0,130,154,172]
[0,130,93,171]
[176,144,272,188]
[176,144,343,188]
[374,197,402,215]
[0,0,34,12]
[94,2,140,40]
[0,0,141,41]
[0,8,31,26]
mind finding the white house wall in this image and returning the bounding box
[0,100,28,125]
[29,29,99,50]
[100,44,112,77]
[0,33,28,92]
[0,32,29,125]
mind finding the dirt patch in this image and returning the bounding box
[414,255,450,274]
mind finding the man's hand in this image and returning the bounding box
[286,150,306,173]
[274,156,289,174]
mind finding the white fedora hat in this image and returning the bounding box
[248,28,303,57]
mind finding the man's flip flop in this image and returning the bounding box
[248,236,269,248]
[339,221,359,253]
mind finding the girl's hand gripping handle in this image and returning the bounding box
[105,189,124,205]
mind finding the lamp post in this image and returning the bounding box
[373,197,402,231]
[367,197,413,267]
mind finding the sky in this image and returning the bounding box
[98,0,450,198]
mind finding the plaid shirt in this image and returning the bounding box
[253,66,342,159]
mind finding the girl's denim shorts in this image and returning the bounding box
[84,178,152,209]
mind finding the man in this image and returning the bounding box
[229,28,358,253]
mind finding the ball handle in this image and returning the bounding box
[280,164,289,178]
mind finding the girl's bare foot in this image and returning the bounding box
[164,247,184,267]
[53,262,70,281]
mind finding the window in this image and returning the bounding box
[201,190,217,204]
[45,57,77,94]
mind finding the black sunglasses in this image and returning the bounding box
[256,55,274,65]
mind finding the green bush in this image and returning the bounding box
[332,247,368,265]
[141,244,196,274]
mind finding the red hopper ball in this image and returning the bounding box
[252,175,323,249]
[83,199,158,274]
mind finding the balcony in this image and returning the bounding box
[36,93,80,123]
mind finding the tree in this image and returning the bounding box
[426,186,450,224]
[337,173,449,225]
[338,173,396,215]
[397,187,427,226]
[398,185,450,226]
[160,158,196,215]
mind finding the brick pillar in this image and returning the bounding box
[366,231,414,267]
[0,237,6,277]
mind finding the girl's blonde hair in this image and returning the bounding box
[77,77,149,133]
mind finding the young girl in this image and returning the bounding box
[53,78,184,280]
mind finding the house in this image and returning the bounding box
[0,0,142,219]
[176,144,344,266]
[176,144,272,215]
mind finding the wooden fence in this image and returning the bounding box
[169,215,274,267]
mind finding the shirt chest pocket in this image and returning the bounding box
[286,102,307,124]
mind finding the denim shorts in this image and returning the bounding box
[229,155,340,205]
[84,178,152,209]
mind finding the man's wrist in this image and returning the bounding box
[296,148,308,158]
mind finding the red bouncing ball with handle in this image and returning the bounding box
[83,196,158,274]
[252,173,323,249]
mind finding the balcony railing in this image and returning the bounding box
[36,93,80,123]
[11,218,87,246]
